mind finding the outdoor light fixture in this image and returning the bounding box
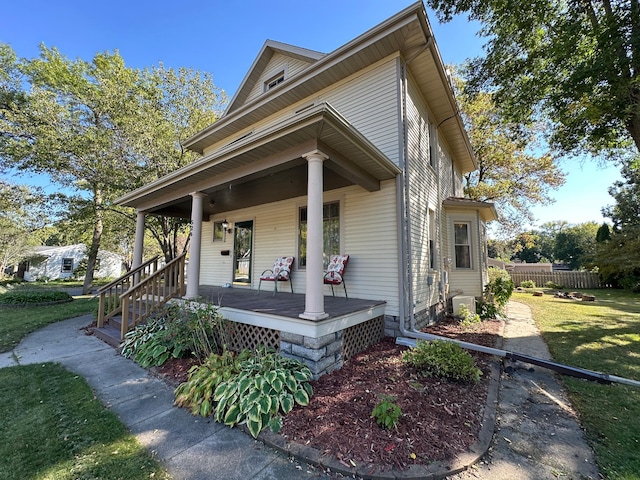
[222,219,232,233]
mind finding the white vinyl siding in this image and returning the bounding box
[199,181,401,315]
[446,211,483,297]
[245,53,312,104]
[203,55,401,165]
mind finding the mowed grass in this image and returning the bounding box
[0,293,98,353]
[513,289,640,480]
[0,363,170,480]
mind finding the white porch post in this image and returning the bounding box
[300,151,329,320]
[185,192,206,299]
[132,211,145,269]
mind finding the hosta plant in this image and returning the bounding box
[174,350,251,417]
[213,347,313,438]
[120,318,167,360]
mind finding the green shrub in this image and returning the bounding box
[479,268,514,319]
[456,304,481,328]
[0,289,72,305]
[174,350,251,417]
[371,395,402,429]
[403,340,482,383]
[213,347,314,438]
[545,281,564,289]
[520,279,536,288]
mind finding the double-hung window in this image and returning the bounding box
[454,223,471,269]
[61,258,74,273]
[298,201,340,268]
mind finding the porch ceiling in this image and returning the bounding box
[116,103,401,218]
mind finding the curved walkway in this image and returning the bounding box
[0,301,600,479]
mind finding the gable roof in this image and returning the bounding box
[184,1,476,173]
[226,40,325,114]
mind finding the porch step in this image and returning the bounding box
[93,322,123,348]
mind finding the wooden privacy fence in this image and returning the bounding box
[509,271,605,289]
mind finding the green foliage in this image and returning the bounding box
[120,318,167,360]
[0,363,169,480]
[213,347,313,438]
[479,267,514,319]
[427,1,640,159]
[0,288,72,305]
[544,281,563,289]
[520,280,536,289]
[174,350,251,418]
[120,302,228,368]
[403,340,482,383]
[371,395,402,430]
[456,304,481,328]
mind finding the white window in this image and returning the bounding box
[264,71,285,91]
[298,201,340,268]
[454,223,471,269]
[428,208,436,269]
[61,258,74,273]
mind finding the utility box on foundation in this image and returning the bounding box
[452,295,476,315]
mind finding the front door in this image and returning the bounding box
[233,220,253,285]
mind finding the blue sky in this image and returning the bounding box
[1,0,620,228]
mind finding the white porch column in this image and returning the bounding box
[185,192,206,299]
[300,151,329,320]
[132,211,145,269]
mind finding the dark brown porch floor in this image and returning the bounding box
[196,285,386,321]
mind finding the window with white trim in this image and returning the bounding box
[264,71,285,92]
[428,208,436,269]
[61,258,74,273]
[298,201,340,268]
[454,223,471,269]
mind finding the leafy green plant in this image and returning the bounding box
[545,281,564,289]
[456,304,481,328]
[520,279,536,288]
[134,333,172,368]
[403,340,482,383]
[0,289,72,305]
[371,395,402,429]
[213,347,314,438]
[479,267,514,319]
[120,318,167,359]
[174,350,251,417]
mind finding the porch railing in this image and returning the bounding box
[96,256,160,328]
[119,252,187,339]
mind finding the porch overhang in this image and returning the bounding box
[116,103,400,218]
[443,197,499,223]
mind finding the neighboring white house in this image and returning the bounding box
[117,2,496,337]
[21,244,123,282]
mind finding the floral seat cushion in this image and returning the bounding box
[260,256,294,281]
[323,254,349,285]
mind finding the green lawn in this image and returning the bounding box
[513,289,640,480]
[0,363,170,480]
[0,295,98,352]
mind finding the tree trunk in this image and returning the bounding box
[627,109,640,154]
[82,190,104,295]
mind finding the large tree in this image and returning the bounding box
[428,0,640,160]
[0,45,147,293]
[453,73,565,233]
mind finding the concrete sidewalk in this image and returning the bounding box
[0,316,328,480]
[0,302,601,479]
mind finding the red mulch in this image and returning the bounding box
[280,318,501,471]
[156,318,502,471]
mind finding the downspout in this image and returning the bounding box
[397,39,432,337]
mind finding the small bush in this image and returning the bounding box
[479,268,514,319]
[403,340,482,383]
[520,280,536,288]
[0,289,72,305]
[371,395,402,429]
[545,281,564,289]
[456,304,481,328]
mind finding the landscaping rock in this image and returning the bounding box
[532,291,544,297]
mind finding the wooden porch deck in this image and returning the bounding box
[196,285,386,321]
